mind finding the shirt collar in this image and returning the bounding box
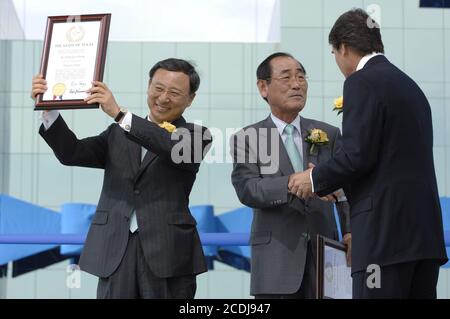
[270,113,302,136]
[356,52,384,71]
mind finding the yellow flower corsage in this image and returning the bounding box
[159,121,177,133]
[305,129,329,155]
[333,96,343,115]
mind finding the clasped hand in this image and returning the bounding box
[288,164,314,199]
[288,163,340,202]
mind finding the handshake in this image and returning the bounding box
[288,163,344,202]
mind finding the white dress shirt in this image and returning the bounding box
[356,52,384,71]
[41,109,138,131]
[41,110,60,130]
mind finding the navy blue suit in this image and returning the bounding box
[312,55,448,298]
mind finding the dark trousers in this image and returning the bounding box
[254,241,316,299]
[352,259,441,299]
[97,232,197,299]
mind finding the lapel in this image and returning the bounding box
[125,133,141,175]
[136,148,157,180]
[133,115,187,183]
[300,117,323,207]
[300,117,319,168]
[263,116,294,176]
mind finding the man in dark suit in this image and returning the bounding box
[290,9,448,298]
[31,58,212,299]
[230,52,351,299]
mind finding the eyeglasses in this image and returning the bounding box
[150,84,189,100]
[266,74,308,85]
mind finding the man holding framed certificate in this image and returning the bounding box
[34,14,110,110]
[31,58,213,299]
[316,236,352,299]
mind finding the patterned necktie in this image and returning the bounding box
[283,124,303,172]
[129,147,147,233]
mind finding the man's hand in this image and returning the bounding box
[31,74,47,101]
[303,163,343,202]
[306,163,334,202]
[315,193,337,202]
[317,191,341,202]
[85,81,120,118]
[288,168,313,199]
[342,233,352,267]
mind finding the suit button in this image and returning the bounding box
[134,189,140,195]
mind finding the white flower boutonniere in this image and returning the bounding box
[333,96,343,115]
[159,121,177,133]
[305,129,329,155]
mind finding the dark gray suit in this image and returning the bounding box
[40,114,211,295]
[231,115,350,296]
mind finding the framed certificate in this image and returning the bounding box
[34,13,111,110]
[316,235,352,299]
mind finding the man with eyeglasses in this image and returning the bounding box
[230,52,351,299]
[31,58,212,298]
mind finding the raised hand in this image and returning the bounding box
[31,74,47,101]
[85,81,120,119]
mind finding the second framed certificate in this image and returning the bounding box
[35,13,111,110]
[316,235,352,299]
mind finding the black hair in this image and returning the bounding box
[256,52,307,80]
[149,58,200,95]
[328,8,384,55]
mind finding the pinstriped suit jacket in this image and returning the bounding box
[40,114,212,278]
